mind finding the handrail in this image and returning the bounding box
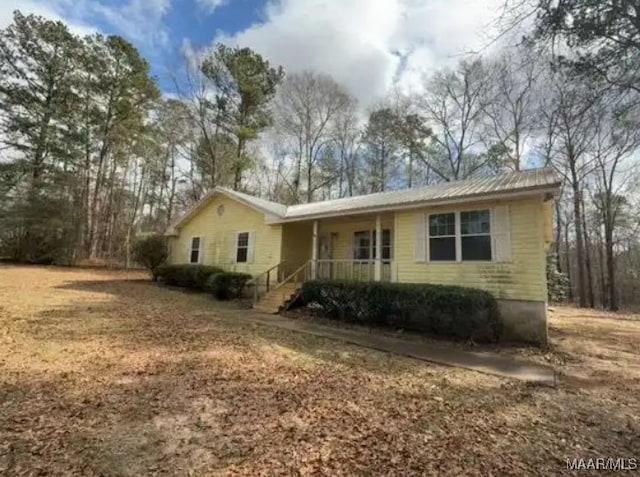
[273,260,312,291]
[251,261,287,303]
[248,261,286,286]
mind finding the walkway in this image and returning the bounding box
[221,310,557,386]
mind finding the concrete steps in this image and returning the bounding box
[254,283,300,314]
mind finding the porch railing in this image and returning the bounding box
[315,259,393,282]
[251,259,394,305]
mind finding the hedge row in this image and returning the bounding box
[155,264,252,300]
[301,280,502,342]
[155,264,225,290]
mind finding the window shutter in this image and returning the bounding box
[247,231,256,263]
[229,232,238,263]
[199,236,205,264]
[414,213,426,262]
[186,239,191,263]
[492,206,512,262]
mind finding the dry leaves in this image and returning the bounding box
[0,265,638,476]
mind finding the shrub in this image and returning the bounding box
[155,264,225,290]
[207,272,252,300]
[546,252,569,302]
[132,235,168,280]
[301,280,502,342]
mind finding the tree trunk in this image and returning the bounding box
[604,225,618,311]
[564,218,574,302]
[233,139,244,191]
[597,227,607,309]
[571,180,588,307]
[554,200,563,273]
[581,206,595,308]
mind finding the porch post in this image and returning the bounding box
[375,214,382,281]
[311,220,318,279]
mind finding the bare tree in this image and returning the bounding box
[171,49,230,193]
[273,71,354,203]
[545,74,598,307]
[590,96,640,310]
[416,59,493,181]
[331,100,361,197]
[482,45,541,171]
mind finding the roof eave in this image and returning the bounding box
[267,183,561,224]
[167,188,286,233]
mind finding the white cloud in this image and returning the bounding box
[2,0,172,47]
[196,0,228,13]
[213,0,504,108]
[89,0,172,46]
[0,0,96,35]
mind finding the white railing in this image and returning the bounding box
[315,259,393,282]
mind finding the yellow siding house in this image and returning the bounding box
[166,168,561,344]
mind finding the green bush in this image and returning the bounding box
[155,264,225,290]
[206,272,252,300]
[131,235,168,280]
[301,280,502,342]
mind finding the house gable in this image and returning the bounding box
[168,193,282,274]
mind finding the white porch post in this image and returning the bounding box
[311,220,318,279]
[375,214,382,281]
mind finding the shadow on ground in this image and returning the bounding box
[0,273,637,475]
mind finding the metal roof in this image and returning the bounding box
[167,168,561,233]
[281,167,561,221]
[217,187,288,217]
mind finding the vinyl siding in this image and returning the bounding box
[394,197,547,301]
[542,198,554,250]
[281,222,313,275]
[168,194,282,276]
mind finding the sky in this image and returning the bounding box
[2,0,506,107]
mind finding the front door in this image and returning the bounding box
[318,235,332,278]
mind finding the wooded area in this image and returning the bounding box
[1,2,639,310]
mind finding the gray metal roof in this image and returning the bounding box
[281,167,561,221]
[168,168,561,233]
[217,187,288,217]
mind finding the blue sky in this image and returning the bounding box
[3,0,506,105]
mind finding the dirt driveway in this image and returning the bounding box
[0,265,638,476]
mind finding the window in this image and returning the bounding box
[427,210,492,262]
[236,232,249,263]
[461,209,491,261]
[190,237,201,264]
[429,213,456,261]
[353,231,371,260]
[353,230,392,260]
[374,229,392,261]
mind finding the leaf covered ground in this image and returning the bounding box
[0,265,638,476]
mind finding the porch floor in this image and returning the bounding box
[219,309,556,386]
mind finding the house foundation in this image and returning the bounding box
[497,299,548,345]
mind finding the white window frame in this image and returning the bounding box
[353,230,371,260]
[460,209,492,262]
[189,236,202,264]
[427,213,457,263]
[235,231,250,264]
[352,229,392,261]
[427,209,493,263]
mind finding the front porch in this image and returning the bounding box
[252,213,395,312]
[280,212,396,283]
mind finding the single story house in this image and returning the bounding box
[166,167,561,344]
